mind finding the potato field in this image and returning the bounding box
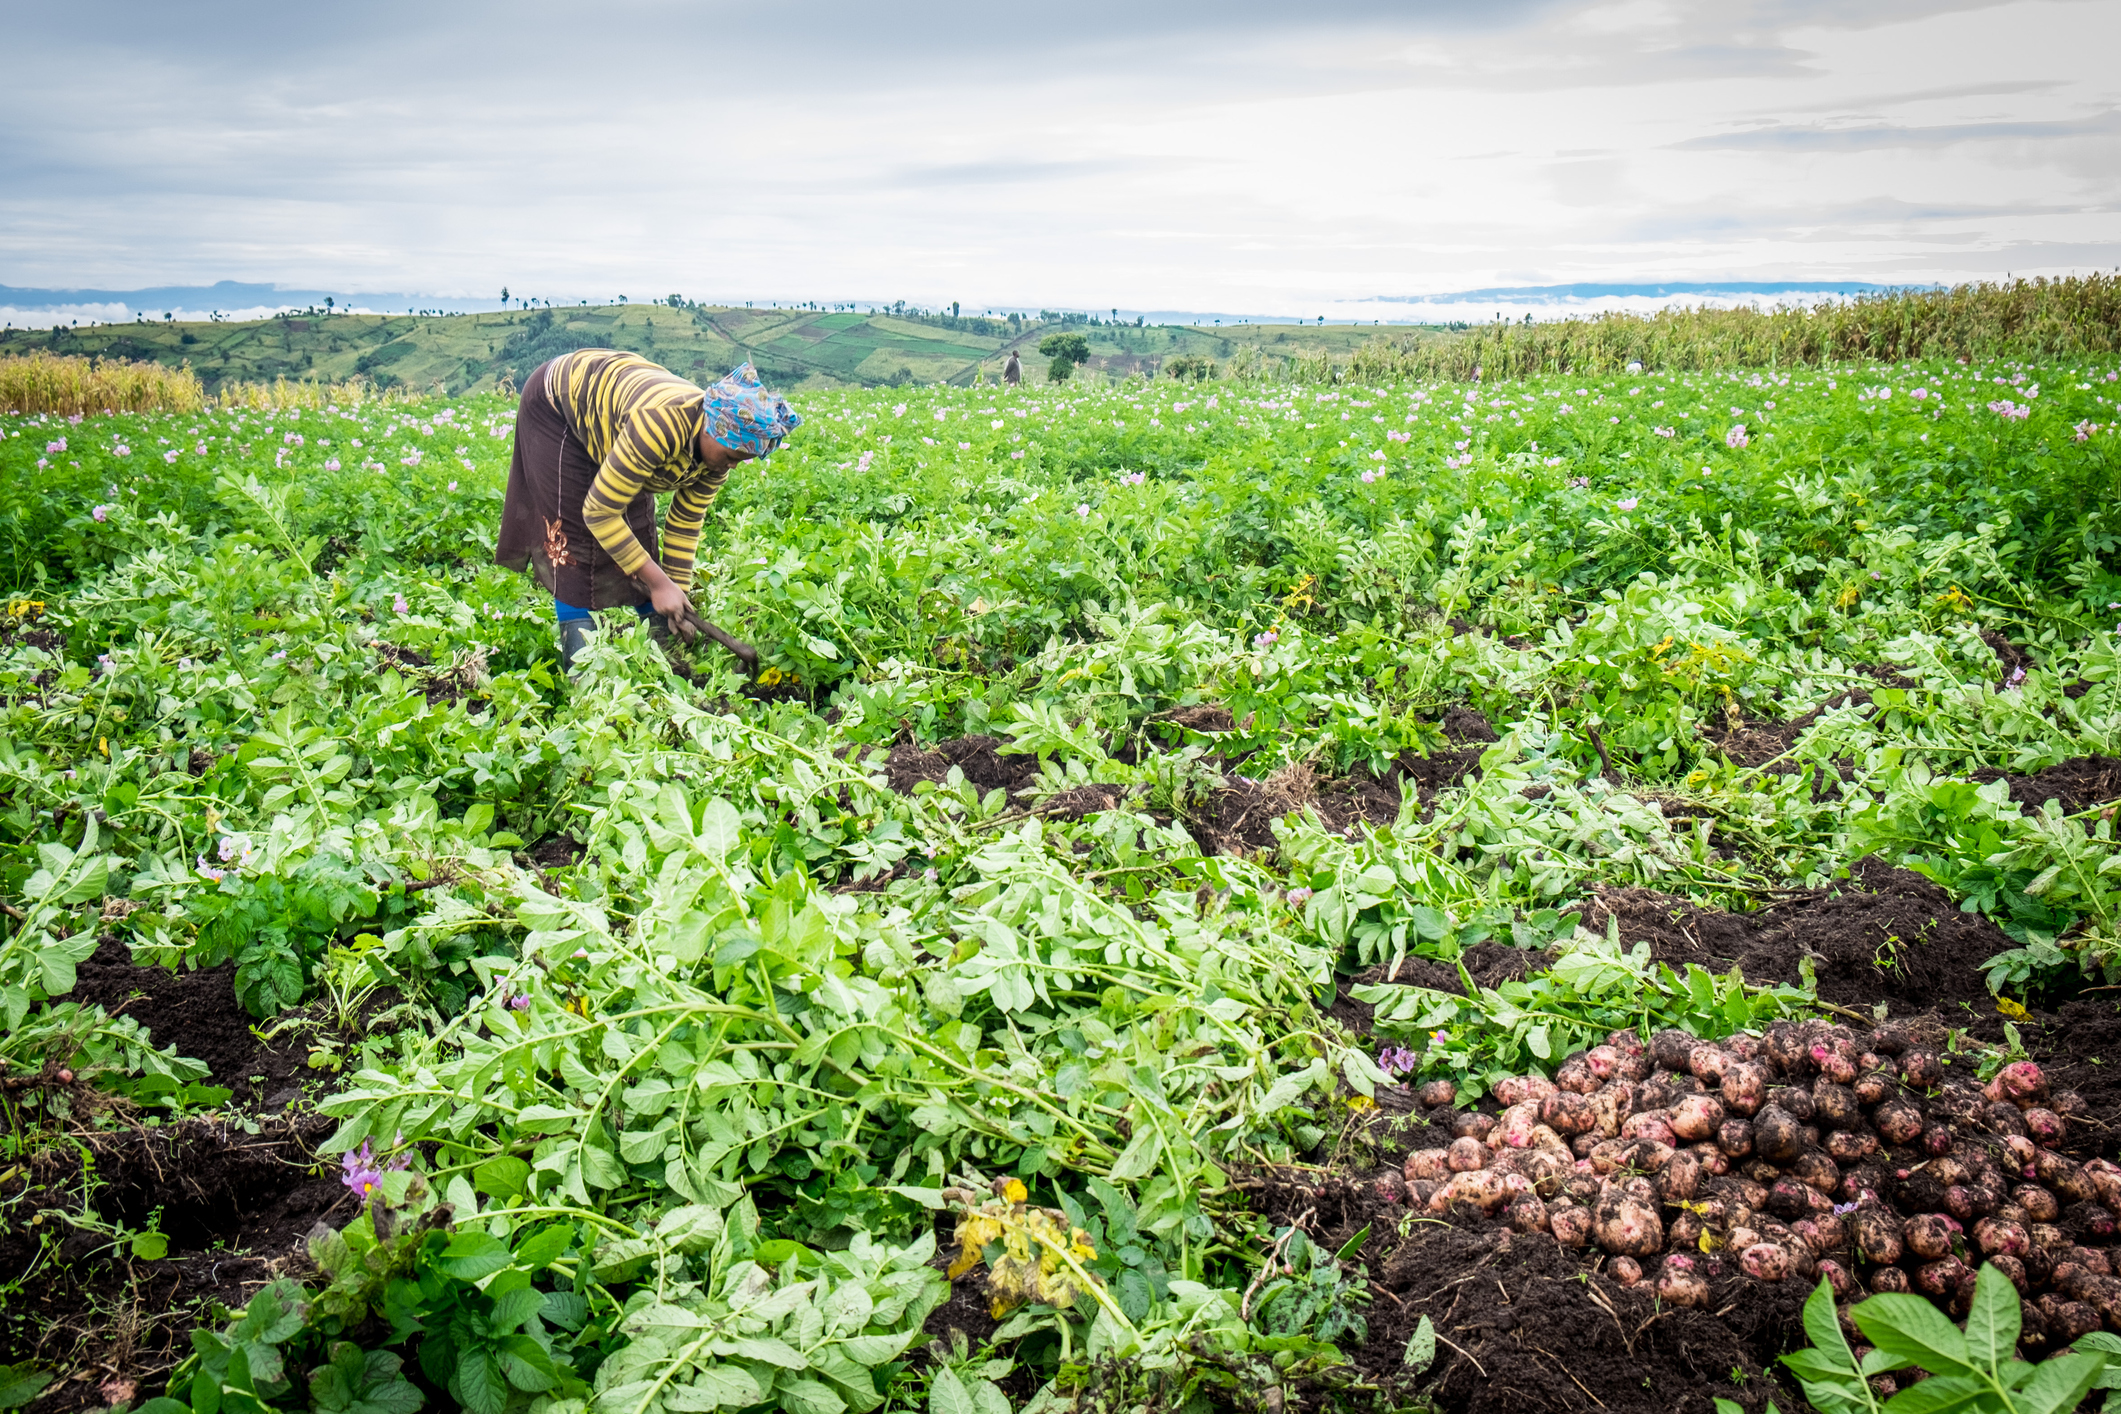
[4,355,2121,1414]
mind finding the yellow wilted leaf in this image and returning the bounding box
[1698,1229,1724,1253]
[1346,1096,1375,1113]
[1996,997,2030,1021]
[1000,1178,1028,1204]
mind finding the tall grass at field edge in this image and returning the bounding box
[1341,274,2121,383]
[0,349,430,416]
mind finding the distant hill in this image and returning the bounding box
[0,302,1426,393]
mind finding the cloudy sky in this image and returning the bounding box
[2,0,2117,319]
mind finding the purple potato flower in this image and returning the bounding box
[341,1141,386,1199]
[1376,1044,1421,1078]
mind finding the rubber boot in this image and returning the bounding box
[559,618,592,671]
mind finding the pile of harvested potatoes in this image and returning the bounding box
[1382,1020,2115,1352]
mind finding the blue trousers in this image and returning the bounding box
[554,598,654,625]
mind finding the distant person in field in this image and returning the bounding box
[1003,350,1021,387]
[495,351,800,668]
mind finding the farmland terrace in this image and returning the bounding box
[0,302,1417,395]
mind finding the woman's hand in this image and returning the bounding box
[634,566,699,638]
[648,578,691,622]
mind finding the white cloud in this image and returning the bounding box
[0,0,2113,313]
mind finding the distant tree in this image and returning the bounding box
[667,294,683,308]
[501,287,509,303]
[1038,332,1090,383]
[951,302,960,318]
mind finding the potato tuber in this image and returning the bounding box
[1827,1130,1879,1164]
[1811,1079,1860,1131]
[1870,1266,1911,1295]
[1507,1195,1550,1233]
[1898,1049,1943,1089]
[1494,1074,1560,1107]
[1539,1091,1595,1136]
[1689,1044,1730,1085]
[1451,1110,1497,1141]
[1753,1104,1807,1165]
[1873,1097,1926,1148]
[1721,1061,1771,1117]
[1550,1205,1594,1248]
[1905,1212,1962,1261]
[1608,1255,1643,1286]
[1405,1148,1451,1182]
[2022,1107,2068,1148]
[2033,1150,2093,1203]
[1656,1254,1711,1307]
[1555,1055,1598,1095]
[1448,1137,1489,1172]
[1790,1150,1841,1194]
[1659,1149,1703,1203]
[1416,1079,1458,1108]
[1593,1197,1665,1257]
[1974,1217,2030,1257]
[1852,1209,1904,1264]
[1741,1242,1793,1281]
[1671,1093,1727,1143]
[1997,1060,2049,1105]
[1916,1256,1971,1298]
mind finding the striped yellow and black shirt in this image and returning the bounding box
[543,350,726,589]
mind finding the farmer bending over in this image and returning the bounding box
[495,351,799,668]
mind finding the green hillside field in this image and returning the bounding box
[0,301,1429,395]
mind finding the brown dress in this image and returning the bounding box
[494,359,661,610]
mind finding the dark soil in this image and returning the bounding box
[1983,629,2033,679]
[1038,784,1126,820]
[374,642,486,707]
[1188,708,1498,855]
[528,832,586,870]
[1703,684,1872,773]
[1328,943,1553,1041]
[884,735,1041,798]
[1311,768,1403,837]
[1970,754,2121,816]
[0,624,65,655]
[1189,763,1323,854]
[69,939,310,1109]
[0,1115,345,1410]
[1250,1183,1804,1414]
[1396,707,1496,806]
[1159,704,1235,734]
[1577,857,2006,1015]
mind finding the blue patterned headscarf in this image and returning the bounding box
[701,363,801,458]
